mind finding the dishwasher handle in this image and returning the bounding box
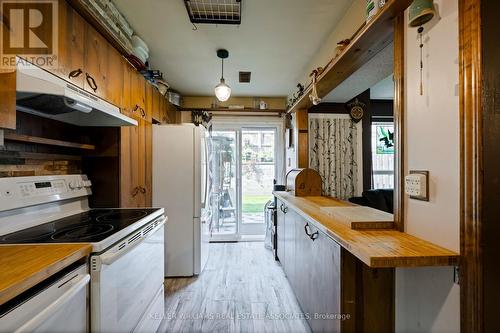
[14,274,90,333]
[99,216,166,266]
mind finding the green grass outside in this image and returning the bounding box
[242,195,272,213]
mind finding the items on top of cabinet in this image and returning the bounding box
[286,168,322,197]
[131,35,150,64]
[75,0,134,54]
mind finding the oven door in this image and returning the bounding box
[90,217,165,333]
[0,264,89,333]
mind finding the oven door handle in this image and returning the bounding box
[99,216,167,266]
[14,274,90,333]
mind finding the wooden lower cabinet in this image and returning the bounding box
[276,199,394,333]
[120,117,152,207]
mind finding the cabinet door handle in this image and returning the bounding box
[131,187,140,197]
[86,73,98,92]
[304,223,312,236]
[280,204,284,212]
[132,104,139,113]
[69,68,82,78]
[139,186,146,194]
[140,107,146,118]
[310,231,319,241]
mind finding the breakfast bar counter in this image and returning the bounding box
[273,191,459,268]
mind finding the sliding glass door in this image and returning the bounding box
[240,128,276,237]
[210,122,282,241]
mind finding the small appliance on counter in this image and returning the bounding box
[285,168,322,197]
[0,175,166,333]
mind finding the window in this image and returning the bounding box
[371,122,394,189]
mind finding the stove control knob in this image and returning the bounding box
[69,181,77,190]
[83,180,92,188]
[77,181,84,189]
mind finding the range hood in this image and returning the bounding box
[15,57,137,127]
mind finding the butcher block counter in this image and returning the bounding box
[0,244,92,305]
[274,191,459,268]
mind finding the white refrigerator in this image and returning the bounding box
[153,124,211,277]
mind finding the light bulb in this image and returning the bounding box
[214,78,231,102]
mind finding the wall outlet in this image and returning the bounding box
[405,170,429,201]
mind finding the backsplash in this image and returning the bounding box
[0,113,89,177]
[0,151,81,177]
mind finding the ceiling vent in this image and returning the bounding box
[184,0,242,25]
[239,71,251,83]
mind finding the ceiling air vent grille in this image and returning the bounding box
[239,71,251,83]
[184,0,242,25]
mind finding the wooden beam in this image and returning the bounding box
[296,109,309,168]
[459,0,482,332]
[287,0,413,114]
[393,12,405,232]
[179,107,286,114]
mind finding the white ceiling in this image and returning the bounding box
[113,0,352,97]
[370,74,394,100]
[322,42,394,103]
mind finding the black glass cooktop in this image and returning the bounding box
[0,208,161,244]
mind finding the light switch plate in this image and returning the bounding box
[405,170,429,201]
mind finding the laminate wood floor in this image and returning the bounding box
[158,242,311,333]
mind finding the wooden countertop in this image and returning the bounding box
[0,244,92,305]
[274,191,459,268]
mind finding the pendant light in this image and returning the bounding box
[214,49,231,102]
[408,0,436,95]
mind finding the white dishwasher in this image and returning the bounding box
[0,264,89,333]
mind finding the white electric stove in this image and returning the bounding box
[0,174,166,333]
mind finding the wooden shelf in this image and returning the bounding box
[288,0,412,113]
[4,132,95,150]
[179,107,286,114]
[274,191,459,268]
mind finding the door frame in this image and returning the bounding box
[458,0,483,332]
[211,117,285,241]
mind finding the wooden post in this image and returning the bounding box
[393,13,405,232]
[459,0,483,332]
[296,109,309,168]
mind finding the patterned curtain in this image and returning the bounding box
[309,115,358,200]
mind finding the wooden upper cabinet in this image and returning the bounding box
[0,3,16,129]
[84,25,108,98]
[0,72,16,129]
[167,101,177,124]
[144,82,154,123]
[159,95,168,123]
[151,87,161,122]
[139,118,152,206]
[120,115,141,208]
[130,72,147,121]
[120,117,152,208]
[105,46,124,108]
[121,58,133,115]
[54,1,85,87]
